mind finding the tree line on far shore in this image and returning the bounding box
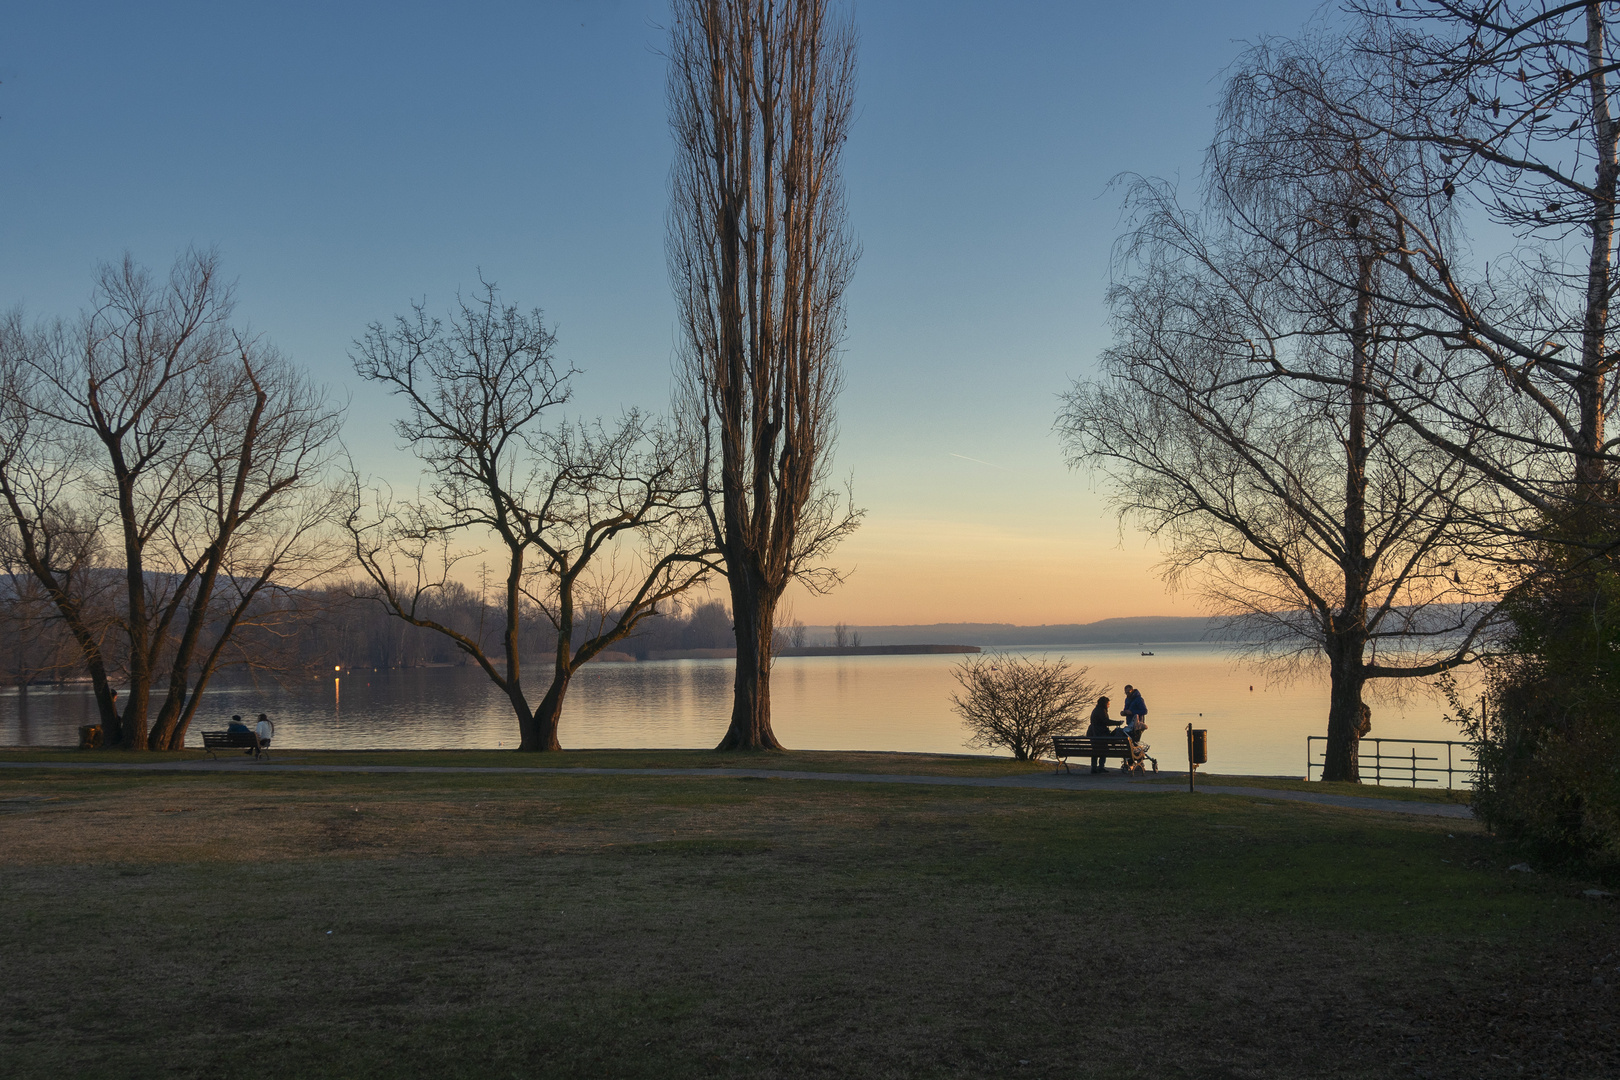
[0,583,746,688]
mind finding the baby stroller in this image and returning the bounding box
[1119,730,1158,776]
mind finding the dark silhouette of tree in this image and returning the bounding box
[349,283,716,750]
[667,0,863,750]
[1061,179,1501,782]
[951,654,1102,762]
[1216,4,1620,516]
[0,253,343,749]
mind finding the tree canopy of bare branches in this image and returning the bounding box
[667,0,863,750]
[951,654,1103,762]
[1213,3,1620,522]
[348,282,717,751]
[1061,175,1504,781]
[0,251,345,749]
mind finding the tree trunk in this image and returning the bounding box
[1322,252,1375,784]
[149,564,222,749]
[511,693,550,751]
[149,676,188,751]
[1322,630,1368,782]
[1578,3,1618,498]
[524,672,567,752]
[114,470,151,750]
[716,577,782,750]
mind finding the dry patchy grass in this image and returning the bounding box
[0,768,1615,1079]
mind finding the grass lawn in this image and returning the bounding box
[1,764,1616,1079]
[0,746,1055,777]
[1143,774,1474,805]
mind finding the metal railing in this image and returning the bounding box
[1306,736,1476,789]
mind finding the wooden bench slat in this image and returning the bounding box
[201,730,266,759]
[1050,734,1153,774]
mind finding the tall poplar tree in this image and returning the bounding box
[667,0,862,750]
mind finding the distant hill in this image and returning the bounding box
[803,616,1228,647]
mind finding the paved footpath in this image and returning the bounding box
[0,759,1473,819]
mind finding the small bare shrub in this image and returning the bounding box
[950,654,1104,761]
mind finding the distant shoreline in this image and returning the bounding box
[642,644,981,661]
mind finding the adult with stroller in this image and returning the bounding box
[1086,695,1115,774]
[1122,685,1148,744]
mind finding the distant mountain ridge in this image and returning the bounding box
[803,616,1227,647]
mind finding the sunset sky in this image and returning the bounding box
[0,0,1323,626]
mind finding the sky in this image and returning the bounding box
[0,0,1330,626]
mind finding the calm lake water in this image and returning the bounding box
[0,643,1471,781]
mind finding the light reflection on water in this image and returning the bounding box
[0,642,1467,778]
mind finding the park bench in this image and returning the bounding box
[202,729,267,760]
[1050,734,1138,775]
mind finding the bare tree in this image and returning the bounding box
[0,326,119,707]
[951,654,1102,762]
[668,0,864,750]
[0,515,102,688]
[1215,5,1620,518]
[349,284,716,751]
[0,253,344,749]
[1061,179,1503,781]
[524,416,720,746]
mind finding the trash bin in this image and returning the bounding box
[1190,729,1208,765]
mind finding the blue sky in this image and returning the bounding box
[0,0,1328,624]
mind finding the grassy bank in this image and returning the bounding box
[1,765,1615,1078]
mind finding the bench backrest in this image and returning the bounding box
[1052,735,1131,755]
[202,730,257,748]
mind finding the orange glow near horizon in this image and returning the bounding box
[778,514,1195,627]
[418,484,1197,627]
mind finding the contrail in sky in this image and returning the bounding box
[949,452,1013,471]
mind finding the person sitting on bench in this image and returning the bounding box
[227,715,254,755]
[1087,695,1114,774]
[254,714,273,753]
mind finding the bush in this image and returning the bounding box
[1446,513,1620,871]
[950,654,1103,761]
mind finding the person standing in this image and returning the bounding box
[1122,685,1148,744]
[1086,695,1113,774]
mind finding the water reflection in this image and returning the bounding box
[0,643,1463,777]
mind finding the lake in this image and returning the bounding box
[0,643,1473,782]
